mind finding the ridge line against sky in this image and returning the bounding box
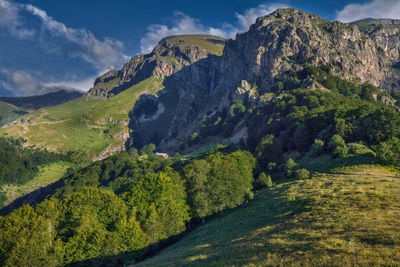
[0,0,399,96]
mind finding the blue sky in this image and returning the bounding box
[1,0,399,96]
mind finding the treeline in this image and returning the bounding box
[0,150,255,266]
[0,137,64,186]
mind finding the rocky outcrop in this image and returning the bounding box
[86,9,400,152]
[86,35,226,98]
[143,9,400,150]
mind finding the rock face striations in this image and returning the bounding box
[86,35,226,99]
[86,8,400,151]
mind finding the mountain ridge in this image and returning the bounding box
[1,8,400,159]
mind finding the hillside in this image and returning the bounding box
[0,90,83,127]
[0,35,226,160]
[1,8,400,267]
[0,102,27,126]
[135,165,400,266]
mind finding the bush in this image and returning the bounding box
[328,134,346,150]
[284,158,298,178]
[375,137,400,166]
[333,146,348,158]
[255,172,273,189]
[140,143,156,155]
[310,139,325,157]
[295,168,310,179]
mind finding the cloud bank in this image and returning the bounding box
[140,3,289,53]
[336,0,400,23]
[0,0,128,96]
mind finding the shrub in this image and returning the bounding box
[255,172,273,189]
[310,139,325,157]
[284,158,298,178]
[140,143,156,155]
[328,134,346,150]
[295,168,310,179]
[333,146,348,158]
[375,137,400,166]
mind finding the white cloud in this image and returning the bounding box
[0,0,34,38]
[0,0,129,96]
[0,0,127,71]
[336,0,400,23]
[140,11,207,53]
[44,73,101,92]
[24,4,129,70]
[235,3,289,31]
[140,3,289,54]
[0,69,96,96]
[0,69,45,96]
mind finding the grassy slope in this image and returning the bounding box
[0,101,27,126]
[0,77,164,158]
[1,161,75,206]
[164,35,226,56]
[135,165,400,266]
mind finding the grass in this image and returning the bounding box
[0,77,165,158]
[134,164,400,266]
[164,35,226,56]
[0,101,27,126]
[1,161,75,206]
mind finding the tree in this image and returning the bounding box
[295,168,310,179]
[285,158,298,178]
[183,151,256,219]
[140,143,156,155]
[376,137,400,166]
[122,171,190,242]
[328,134,346,150]
[255,172,273,189]
[310,139,325,157]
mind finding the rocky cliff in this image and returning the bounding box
[86,35,225,98]
[86,8,400,153]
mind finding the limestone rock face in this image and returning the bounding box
[216,8,391,94]
[86,35,225,98]
[85,9,400,151]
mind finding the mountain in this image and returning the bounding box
[2,9,400,159]
[2,8,400,267]
[0,89,84,111]
[0,89,83,126]
[0,35,225,160]
[127,8,400,152]
[0,102,28,126]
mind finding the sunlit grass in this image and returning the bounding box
[135,165,400,266]
[2,161,75,205]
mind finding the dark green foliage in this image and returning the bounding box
[375,137,400,166]
[229,100,246,117]
[140,143,156,155]
[0,150,256,266]
[332,146,348,158]
[328,134,346,150]
[0,137,63,186]
[295,168,310,179]
[255,172,273,189]
[284,158,298,178]
[122,171,189,243]
[310,139,325,157]
[246,65,400,174]
[183,151,256,218]
[256,134,283,166]
[0,205,64,267]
